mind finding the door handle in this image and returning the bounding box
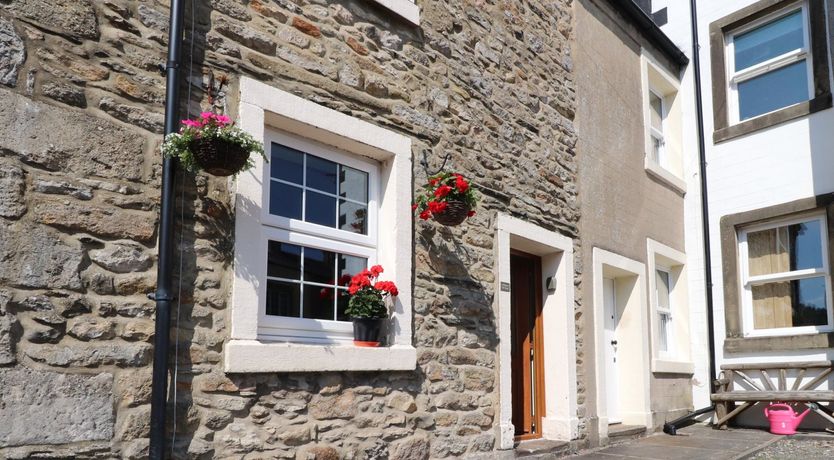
[610,340,618,345]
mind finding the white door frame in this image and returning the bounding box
[495,214,579,449]
[592,248,652,441]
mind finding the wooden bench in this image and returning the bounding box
[711,361,834,428]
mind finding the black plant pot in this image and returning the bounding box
[352,318,384,347]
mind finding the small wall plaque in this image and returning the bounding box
[500,282,511,292]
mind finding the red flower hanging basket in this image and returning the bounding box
[431,199,471,226]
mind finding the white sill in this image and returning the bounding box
[644,157,686,195]
[652,359,694,375]
[224,339,417,373]
[369,0,420,25]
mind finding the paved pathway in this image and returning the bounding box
[568,424,779,460]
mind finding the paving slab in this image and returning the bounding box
[566,424,779,460]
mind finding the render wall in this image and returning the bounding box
[0,0,581,458]
[662,0,834,420]
[573,0,693,442]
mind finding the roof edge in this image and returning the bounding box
[606,0,689,67]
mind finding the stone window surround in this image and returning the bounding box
[641,52,687,195]
[226,76,416,373]
[592,248,652,440]
[646,238,694,375]
[370,0,420,26]
[709,0,832,144]
[720,193,834,354]
[494,215,578,449]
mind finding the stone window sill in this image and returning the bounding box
[369,0,420,25]
[724,332,834,354]
[713,93,832,144]
[652,359,694,375]
[644,158,686,195]
[224,340,417,373]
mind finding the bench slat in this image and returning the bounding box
[711,391,834,402]
[720,361,833,371]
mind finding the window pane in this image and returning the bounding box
[747,219,823,276]
[659,312,671,352]
[303,286,334,320]
[305,191,336,228]
[751,277,828,329]
[656,270,671,310]
[650,92,663,132]
[734,10,804,71]
[339,200,368,235]
[338,254,367,286]
[269,182,302,219]
[303,247,336,284]
[339,166,368,203]
[651,135,663,164]
[738,60,809,120]
[267,241,302,279]
[271,143,304,184]
[266,280,300,317]
[307,155,338,194]
[337,289,350,321]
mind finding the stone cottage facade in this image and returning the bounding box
[0,0,585,458]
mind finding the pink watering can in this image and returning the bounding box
[764,403,810,435]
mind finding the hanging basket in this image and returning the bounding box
[433,200,471,226]
[192,137,251,176]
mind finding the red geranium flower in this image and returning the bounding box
[455,174,469,193]
[467,210,476,217]
[370,265,384,276]
[434,185,453,198]
[428,201,448,214]
[419,210,431,220]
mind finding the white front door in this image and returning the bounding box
[603,277,620,424]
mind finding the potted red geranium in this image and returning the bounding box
[162,111,265,176]
[413,172,478,226]
[345,265,398,347]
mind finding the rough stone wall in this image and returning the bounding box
[0,0,579,459]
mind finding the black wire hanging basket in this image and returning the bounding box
[192,137,251,177]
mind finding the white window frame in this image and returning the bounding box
[655,265,674,358]
[738,212,834,338]
[725,2,814,124]
[649,89,667,168]
[641,53,686,194]
[646,239,693,374]
[227,77,415,373]
[262,130,380,250]
[368,0,420,25]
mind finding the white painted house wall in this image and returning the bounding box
[666,0,834,412]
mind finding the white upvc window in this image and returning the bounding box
[258,131,381,343]
[228,77,415,373]
[641,53,685,194]
[647,239,692,374]
[738,213,833,337]
[726,2,813,123]
[655,267,673,357]
[649,90,667,168]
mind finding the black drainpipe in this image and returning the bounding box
[664,0,719,435]
[150,0,186,458]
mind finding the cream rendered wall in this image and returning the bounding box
[665,0,834,412]
[575,0,700,441]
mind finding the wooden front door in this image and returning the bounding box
[510,251,545,440]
